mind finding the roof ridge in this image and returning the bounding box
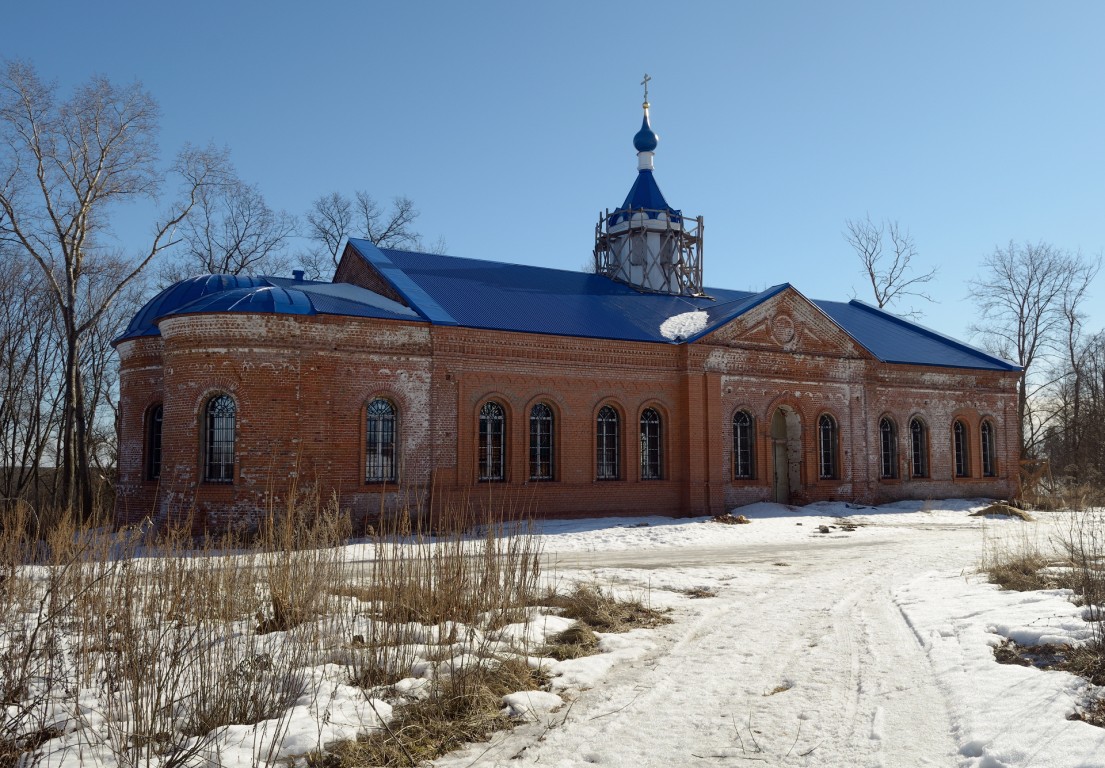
[370,241,609,279]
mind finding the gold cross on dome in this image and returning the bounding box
[641,73,651,104]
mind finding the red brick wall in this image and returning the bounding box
[333,246,408,305]
[114,299,1020,529]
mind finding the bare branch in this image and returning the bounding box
[844,215,936,315]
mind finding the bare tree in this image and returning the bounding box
[0,60,228,516]
[0,246,64,506]
[158,177,297,285]
[970,240,1100,458]
[844,216,936,315]
[302,190,442,279]
[1045,328,1105,484]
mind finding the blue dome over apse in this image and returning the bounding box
[633,110,659,152]
[160,285,315,318]
[114,274,271,343]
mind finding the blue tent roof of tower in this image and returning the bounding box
[115,94,1018,374]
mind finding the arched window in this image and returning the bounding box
[818,414,838,480]
[478,401,506,481]
[145,404,163,481]
[366,398,397,483]
[204,394,236,483]
[640,408,662,480]
[732,410,754,479]
[596,405,620,480]
[953,419,969,478]
[910,417,928,478]
[981,420,997,477]
[879,417,898,479]
[529,403,554,481]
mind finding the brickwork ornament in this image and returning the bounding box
[772,314,797,346]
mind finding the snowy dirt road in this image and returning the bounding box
[442,514,988,768]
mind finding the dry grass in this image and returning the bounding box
[994,639,1105,687]
[985,550,1058,591]
[970,503,1035,521]
[980,515,1064,592]
[0,492,347,767]
[681,586,718,599]
[540,622,600,661]
[0,489,673,768]
[985,491,1105,728]
[1071,697,1105,728]
[544,583,671,632]
[329,658,547,767]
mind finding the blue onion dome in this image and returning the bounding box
[633,105,659,153]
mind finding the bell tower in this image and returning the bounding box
[594,75,705,296]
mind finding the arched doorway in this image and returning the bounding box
[770,406,802,504]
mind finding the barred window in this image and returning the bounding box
[910,417,929,478]
[596,405,620,480]
[732,410,754,479]
[146,403,163,481]
[529,403,554,480]
[366,398,397,482]
[204,395,236,483]
[818,414,838,480]
[981,420,996,478]
[640,408,662,480]
[879,417,898,479]
[479,401,506,481]
[953,419,969,478]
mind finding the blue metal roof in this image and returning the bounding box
[814,299,1018,371]
[350,240,744,344]
[117,244,1017,372]
[608,170,682,225]
[115,275,270,342]
[345,241,1017,370]
[114,272,420,345]
[160,285,315,317]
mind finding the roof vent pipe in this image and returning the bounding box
[292,269,305,282]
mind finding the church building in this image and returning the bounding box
[113,93,1020,529]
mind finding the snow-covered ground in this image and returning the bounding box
[14,500,1105,767]
[435,499,1105,768]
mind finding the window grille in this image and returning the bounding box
[204,395,236,483]
[953,419,969,477]
[366,398,397,482]
[529,403,554,480]
[479,401,506,481]
[879,417,898,479]
[596,406,620,480]
[818,414,838,479]
[732,410,754,478]
[640,408,662,480]
[910,418,928,478]
[981,420,996,477]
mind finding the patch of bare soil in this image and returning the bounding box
[994,639,1105,726]
[711,513,750,525]
[970,503,1034,521]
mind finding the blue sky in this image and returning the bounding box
[4,1,1103,341]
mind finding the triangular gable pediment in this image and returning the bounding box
[698,287,869,359]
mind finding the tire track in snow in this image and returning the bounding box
[441,527,975,767]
